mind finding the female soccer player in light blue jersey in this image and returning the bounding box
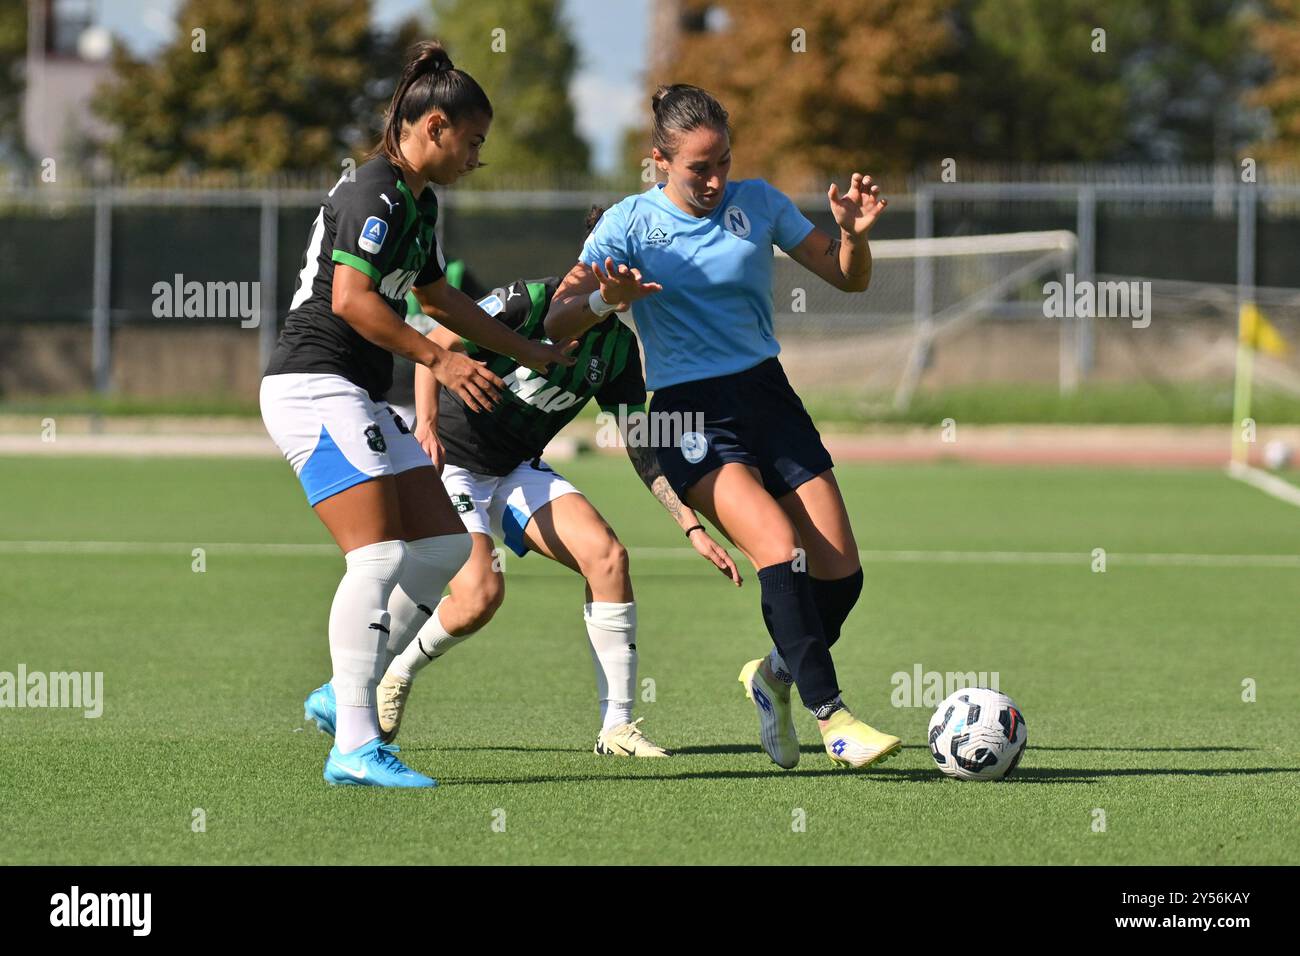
[551,84,900,770]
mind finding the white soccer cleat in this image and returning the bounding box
[594,717,672,757]
[377,671,412,744]
[738,658,800,769]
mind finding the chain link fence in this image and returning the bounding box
[2,166,1298,413]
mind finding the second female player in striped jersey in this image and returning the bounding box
[370,208,741,756]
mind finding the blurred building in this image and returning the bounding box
[648,1,732,79]
[24,0,113,165]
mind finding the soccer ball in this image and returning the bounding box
[927,688,1027,781]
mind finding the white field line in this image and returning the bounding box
[0,540,337,556]
[0,540,1297,568]
[1227,461,1300,509]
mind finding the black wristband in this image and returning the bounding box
[684,524,705,538]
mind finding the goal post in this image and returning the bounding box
[1231,299,1296,465]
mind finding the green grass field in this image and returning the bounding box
[1,455,1297,865]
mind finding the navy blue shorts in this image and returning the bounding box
[650,357,834,499]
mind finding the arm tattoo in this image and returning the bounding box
[627,441,684,522]
[824,237,842,257]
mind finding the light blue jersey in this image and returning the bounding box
[579,179,815,389]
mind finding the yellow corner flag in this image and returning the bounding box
[1239,302,1290,356]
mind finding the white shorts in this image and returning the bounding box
[260,372,431,506]
[442,459,580,557]
[391,403,418,435]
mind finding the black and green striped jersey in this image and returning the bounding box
[439,277,646,476]
[388,261,481,409]
[264,157,446,401]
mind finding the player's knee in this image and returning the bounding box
[344,538,408,586]
[582,535,629,589]
[756,536,801,570]
[403,532,472,594]
[807,544,860,580]
[460,573,505,630]
[482,576,507,618]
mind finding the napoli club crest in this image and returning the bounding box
[681,431,708,464]
[723,206,751,239]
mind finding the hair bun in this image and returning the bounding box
[412,40,454,75]
[651,85,673,115]
[649,83,729,160]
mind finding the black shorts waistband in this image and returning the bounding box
[653,357,784,397]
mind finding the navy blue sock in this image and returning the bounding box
[757,562,839,710]
[810,568,864,649]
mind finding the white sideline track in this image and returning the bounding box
[0,539,1296,568]
[1227,461,1300,509]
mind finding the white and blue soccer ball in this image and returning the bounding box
[928,688,1027,781]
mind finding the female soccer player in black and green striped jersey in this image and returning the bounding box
[261,41,573,788]
[358,206,741,756]
[551,84,900,772]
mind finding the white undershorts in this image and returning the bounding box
[441,459,580,556]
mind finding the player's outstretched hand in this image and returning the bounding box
[430,348,503,414]
[414,418,445,474]
[592,257,662,310]
[828,172,887,237]
[691,529,742,586]
[519,337,578,374]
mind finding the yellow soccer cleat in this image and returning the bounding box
[376,671,412,744]
[594,718,672,757]
[821,709,901,769]
[738,658,800,769]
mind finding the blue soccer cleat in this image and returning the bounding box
[304,681,336,737]
[323,738,437,788]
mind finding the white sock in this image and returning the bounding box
[585,601,637,730]
[330,539,407,753]
[380,534,472,671]
[390,599,470,682]
[767,648,795,694]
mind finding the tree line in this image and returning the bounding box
[2,0,1298,189]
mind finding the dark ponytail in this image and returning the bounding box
[651,84,730,159]
[584,204,605,236]
[371,40,493,163]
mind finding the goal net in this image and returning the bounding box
[771,231,1078,412]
